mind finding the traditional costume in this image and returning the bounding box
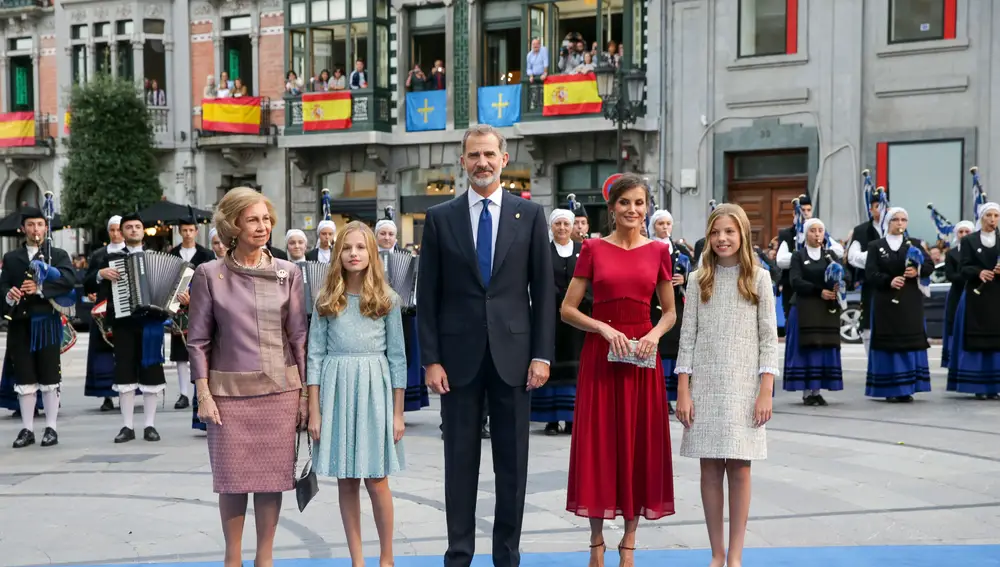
[941,220,974,368]
[648,209,686,411]
[82,216,125,411]
[96,212,168,442]
[167,226,213,411]
[847,184,888,354]
[782,218,844,404]
[775,195,845,319]
[947,204,1000,399]
[285,228,308,263]
[305,220,336,263]
[864,208,933,402]
[531,209,587,432]
[1,207,76,448]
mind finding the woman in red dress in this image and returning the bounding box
[561,173,677,567]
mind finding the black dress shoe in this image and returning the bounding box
[12,428,35,449]
[814,395,828,406]
[563,421,573,435]
[100,398,114,412]
[987,394,999,400]
[975,393,987,400]
[40,427,58,447]
[114,427,135,443]
[804,395,817,406]
[144,426,161,442]
[174,394,190,410]
[544,422,560,436]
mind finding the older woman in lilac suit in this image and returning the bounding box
[187,187,308,567]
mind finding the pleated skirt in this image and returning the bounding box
[946,292,1000,395]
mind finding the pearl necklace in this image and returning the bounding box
[233,251,265,270]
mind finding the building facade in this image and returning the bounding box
[3,0,664,253]
[664,0,994,247]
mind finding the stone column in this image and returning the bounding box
[31,49,40,116]
[213,35,223,78]
[132,35,145,87]
[163,39,174,98]
[0,56,8,113]
[87,41,96,81]
[250,30,260,96]
[110,41,119,78]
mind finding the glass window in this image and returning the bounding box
[484,0,521,22]
[731,152,808,179]
[9,57,34,112]
[225,16,251,32]
[352,22,370,69]
[737,0,787,57]
[412,7,446,28]
[143,19,165,34]
[331,0,347,21]
[116,20,134,36]
[96,43,112,75]
[376,0,389,19]
[95,22,110,38]
[72,45,88,85]
[890,0,945,43]
[8,37,32,51]
[351,0,367,19]
[887,140,963,243]
[377,24,389,88]
[322,171,379,199]
[311,0,329,23]
[400,167,457,196]
[312,25,348,78]
[117,40,134,79]
[290,30,306,82]
[72,24,89,40]
[290,2,307,25]
[144,39,167,95]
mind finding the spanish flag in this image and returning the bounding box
[302,91,352,131]
[542,73,602,117]
[202,97,263,135]
[0,111,35,147]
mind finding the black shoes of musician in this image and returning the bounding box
[114,427,135,443]
[12,428,35,449]
[887,395,914,403]
[563,421,573,435]
[544,422,560,436]
[144,426,161,442]
[100,397,115,412]
[174,394,190,410]
[988,394,1000,400]
[40,427,58,447]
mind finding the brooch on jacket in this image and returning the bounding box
[277,269,288,285]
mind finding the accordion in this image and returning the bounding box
[109,251,195,320]
[300,261,330,313]
[380,249,418,311]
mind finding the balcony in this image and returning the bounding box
[513,73,646,136]
[194,96,278,150]
[147,105,176,149]
[281,89,393,145]
[0,0,49,14]
[0,111,55,160]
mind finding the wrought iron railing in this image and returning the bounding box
[283,89,392,134]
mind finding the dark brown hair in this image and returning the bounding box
[606,173,651,231]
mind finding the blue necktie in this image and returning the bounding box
[477,198,493,287]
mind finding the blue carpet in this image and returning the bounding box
[67,545,1000,567]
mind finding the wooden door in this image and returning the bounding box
[729,181,807,248]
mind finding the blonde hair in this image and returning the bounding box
[698,203,760,305]
[212,187,278,247]
[315,221,394,319]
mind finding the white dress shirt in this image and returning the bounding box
[553,240,574,258]
[317,247,331,263]
[847,223,882,270]
[981,231,997,249]
[96,244,142,283]
[179,246,197,263]
[467,186,503,271]
[777,231,844,269]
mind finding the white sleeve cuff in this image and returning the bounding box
[760,367,781,377]
[674,366,693,375]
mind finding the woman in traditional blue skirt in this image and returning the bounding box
[649,209,686,413]
[782,218,844,405]
[531,208,587,434]
[947,204,1000,399]
[941,221,974,368]
[864,208,934,402]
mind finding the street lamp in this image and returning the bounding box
[595,61,646,170]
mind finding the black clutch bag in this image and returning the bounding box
[294,431,318,512]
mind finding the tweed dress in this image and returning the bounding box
[674,265,779,461]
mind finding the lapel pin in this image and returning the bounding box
[804,260,811,265]
[978,248,983,253]
[515,213,520,219]
[218,273,224,279]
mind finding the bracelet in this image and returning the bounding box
[197,392,213,403]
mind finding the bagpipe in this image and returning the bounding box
[823,252,847,314]
[792,195,807,251]
[893,240,930,304]
[4,192,78,353]
[321,187,333,221]
[927,203,954,241]
[674,251,691,298]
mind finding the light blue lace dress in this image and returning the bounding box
[307,294,407,478]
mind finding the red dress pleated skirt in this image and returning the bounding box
[566,298,675,520]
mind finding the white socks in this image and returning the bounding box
[143,393,158,428]
[176,362,190,397]
[42,390,59,430]
[119,390,136,429]
[18,395,34,431]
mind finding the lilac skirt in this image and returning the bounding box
[207,390,299,494]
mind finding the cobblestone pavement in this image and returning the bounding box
[1,335,999,566]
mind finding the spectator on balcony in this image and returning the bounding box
[285,71,303,96]
[312,69,331,92]
[604,41,622,68]
[573,52,595,75]
[146,79,166,106]
[525,38,549,83]
[349,60,368,89]
[405,64,429,92]
[203,75,218,100]
[217,72,233,98]
[429,60,446,90]
[329,67,347,91]
[232,78,249,98]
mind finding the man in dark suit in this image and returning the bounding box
[418,124,556,567]
[167,218,214,410]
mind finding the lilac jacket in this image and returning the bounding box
[186,253,308,397]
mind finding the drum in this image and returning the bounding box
[91,300,114,347]
[60,315,77,354]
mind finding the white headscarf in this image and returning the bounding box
[803,218,824,234]
[979,202,1000,220]
[887,207,908,223]
[548,209,574,227]
[374,219,397,235]
[317,220,336,233]
[953,220,974,249]
[649,209,673,226]
[107,215,122,231]
[284,229,306,244]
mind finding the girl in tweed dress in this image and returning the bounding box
[307,222,407,567]
[674,204,779,567]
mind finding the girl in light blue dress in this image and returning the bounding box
[306,221,406,567]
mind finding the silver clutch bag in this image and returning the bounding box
[607,340,657,369]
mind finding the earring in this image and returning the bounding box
[229,236,238,249]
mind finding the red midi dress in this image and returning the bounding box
[566,238,676,520]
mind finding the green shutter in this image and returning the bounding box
[228,49,240,79]
[15,66,28,107]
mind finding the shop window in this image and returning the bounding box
[322,171,379,199]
